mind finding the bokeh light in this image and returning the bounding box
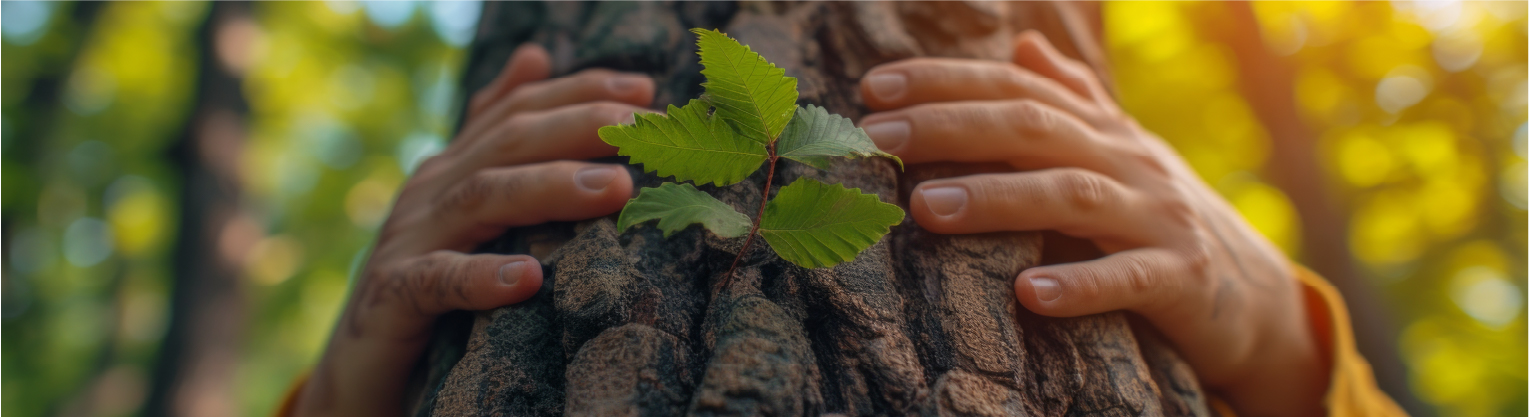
[1109,2,1526,416]
[2,2,1521,416]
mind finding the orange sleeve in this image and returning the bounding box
[1294,265,1409,417]
[273,372,308,417]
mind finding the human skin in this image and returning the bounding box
[856,31,1328,416]
[294,33,1329,416]
[291,46,649,416]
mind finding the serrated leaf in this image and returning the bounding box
[758,179,904,268]
[617,183,750,238]
[692,28,799,144]
[777,104,904,170]
[598,99,768,186]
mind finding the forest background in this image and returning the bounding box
[1,1,1524,417]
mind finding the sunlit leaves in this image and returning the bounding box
[617,183,750,238]
[1107,2,1528,415]
[759,179,903,268]
[598,99,768,186]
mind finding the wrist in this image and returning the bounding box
[1216,285,1330,416]
[295,313,429,416]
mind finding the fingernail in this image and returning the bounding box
[921,186,967,217]
[866,73,907,101]
[575,167,618,191]
[499,261,527,286]
[1031,277,1061,301]
[862,120,910,151]
[607,77,642,94]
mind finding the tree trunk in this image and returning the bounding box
[144,3,252,417]
[409,2,1216,416]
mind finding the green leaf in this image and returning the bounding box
[598,99,768,186]
[759,179,904,268]
[617,183,750,238]
[777,104,904,170]
[692,28,799,144]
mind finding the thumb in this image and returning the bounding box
[387,251,545,317]
[1014,247,1202,319]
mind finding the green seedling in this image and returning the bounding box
[599,28,904,270]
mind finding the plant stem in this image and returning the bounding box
[723,141,777,287]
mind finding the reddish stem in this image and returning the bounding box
[722,141,777,288]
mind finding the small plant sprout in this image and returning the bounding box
[599,28,904,271]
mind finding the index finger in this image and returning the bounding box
[859,58,1100,123]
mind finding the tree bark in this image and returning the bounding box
[409,2,1216,416]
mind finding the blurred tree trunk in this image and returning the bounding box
[142,2,253,417]
[408,2,1215,416]
[1210,3,1425,415]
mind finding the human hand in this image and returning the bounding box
[859,32,1327,416]
[292,44,651,416]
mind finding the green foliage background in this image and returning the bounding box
[0,1,1522,416]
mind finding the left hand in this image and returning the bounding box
[857,31,1327,416]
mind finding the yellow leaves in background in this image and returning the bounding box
[1349,189,1425,271]
[1110,2,1526,414]
[345,169,400,230]
[1401,305,1525,416]
[67,2,202,145]
[107,177,171,259]
[1106,1,1191,64]
[1222,175,1301,257]
[1251,1,1354,49]
[1295,66,1357,125]
[1195,93,1271,181]
[1334,132,1394,187]
[1501,158,1527,210]
[1348,29,1431,81]
[1330,120,1484,261]
[343,157,406,230]
[245,235,303,286]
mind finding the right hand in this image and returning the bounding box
[292,44,654,416]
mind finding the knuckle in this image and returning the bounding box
[1006,100,1065,138]
[412,155,451,178]
[1121,255,1159,292]
[919,103,997,133]
[1001,65,1041,93]
[501,85,538,112]
[415,252,459,285]
[1068,61,1104,84]
[1120,146,1171,178]
[1055,169,1115,212]
[436,172,498,217]
[1179,243,1213,278]
[483,115,534,154]
[1156,197,1197,228]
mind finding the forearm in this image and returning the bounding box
[292,315,429,416]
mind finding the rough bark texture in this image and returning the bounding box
[409,2,1217,416]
